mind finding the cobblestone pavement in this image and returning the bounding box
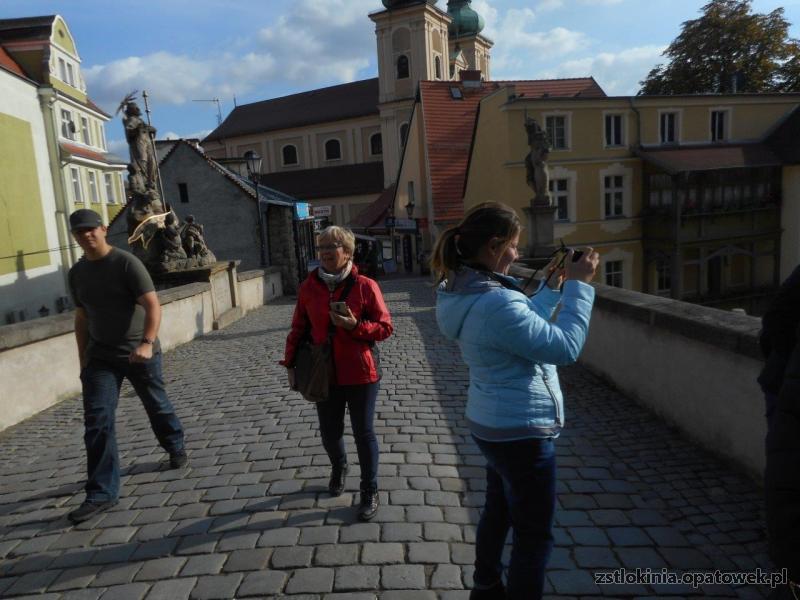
[0,277,775,599]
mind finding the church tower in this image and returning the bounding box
[370,0,453,185]
[447,0,492,80]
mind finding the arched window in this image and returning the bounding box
[434,55,442,80]
[281,144,298,166]
[325,138,342,161]
[396,55,409,80]
[399,123,409,148]
[370,133,383,156]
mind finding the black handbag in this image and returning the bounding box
[293,275,357,402]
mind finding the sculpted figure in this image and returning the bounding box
[524,118,551,207]
[181,215,214,262]
[122,101,159,192]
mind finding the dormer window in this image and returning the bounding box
[397,55,409,80]
[66,63,75,86]
[58,58,67,82]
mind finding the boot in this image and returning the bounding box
[469,581,506,600]
[328,463,348,497]
[358,485,379,521]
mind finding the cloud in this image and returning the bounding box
[538,45,666,95]
[161,129,213,141]
[537,0,564,10]
[83,0,377,113]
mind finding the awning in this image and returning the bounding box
[349,184,396,229]
[635,144,782,175]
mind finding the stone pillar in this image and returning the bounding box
[523,201,557,266]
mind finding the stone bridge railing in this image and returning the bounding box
[0,267,283,433]
[512,265,766,479]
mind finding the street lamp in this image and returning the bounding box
[244,150,267,266]
[405,196,415,219]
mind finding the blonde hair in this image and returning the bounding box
[430,202,522,283]
[318,225,355,256]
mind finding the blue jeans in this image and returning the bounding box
[472,435,556,600]
[315,382,379,490]
[80,353,184,502]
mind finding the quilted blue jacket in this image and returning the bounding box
[436,267,595,441]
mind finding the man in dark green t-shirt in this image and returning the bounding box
[67,209,187,524]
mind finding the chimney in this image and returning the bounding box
[460,69,482,88]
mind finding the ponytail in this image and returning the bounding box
[430,202,522,284]
[430,226,461,284]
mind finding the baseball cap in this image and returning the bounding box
[69,209,103,231]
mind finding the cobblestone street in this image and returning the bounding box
[0,277,775,599]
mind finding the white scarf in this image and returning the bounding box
[319,260,353,291]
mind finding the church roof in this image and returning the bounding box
[418,77,605,223]
[203,78,380,143]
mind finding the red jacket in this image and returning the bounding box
[282,266,393,385]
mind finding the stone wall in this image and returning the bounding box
[0,269,282,433]
[511,265,766,479]
[267,204,300,295]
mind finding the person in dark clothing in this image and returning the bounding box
[759,265,800,596]
[67,209,187,524]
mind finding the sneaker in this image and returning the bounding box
[328,463,348,497]
[68,499,117,524]
[169,450,188,469]
[469,581,506,600]
[358,486,379,521]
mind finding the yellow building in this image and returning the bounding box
[0,15,126,320]
[460,89,800,308]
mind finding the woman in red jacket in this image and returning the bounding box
[282,226,393,521]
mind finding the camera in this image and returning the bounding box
[555,245,584,268]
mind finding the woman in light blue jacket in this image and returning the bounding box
[432,203,598,600]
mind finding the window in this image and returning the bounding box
[66,63,75,86]
[324,139,341,161]
[70,168,83,202]
[370,133,382,156]
[545,115,567,150]
[434,55,442,80]
[660,112,678,144]
[81,117,91,145]
[399,123,409,148]
[549,178,569,221]
[87,171,99,203]
[178,183,189,203]
[58,58,67,82]
[605,114,623,147]
[605,260,623,288]
[656,260,671,292]
[282,144,298,166]
[711,110,727,142]
[604,175,624,217]
[60,109,75,140]
[396,55,409,79]
[104,173,116,204]
[100,125,107,150]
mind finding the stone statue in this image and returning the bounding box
[524,117,551,207]
[117,91,215,273]
[122,100,159,195]
[181,215,215,262]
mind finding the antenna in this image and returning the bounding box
[192,98,222,125]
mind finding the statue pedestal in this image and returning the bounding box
[153,260,243,330]
[523,202,557,269]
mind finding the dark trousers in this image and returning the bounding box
[80,353,184,502]
[472,435,556,600]
[315,382,379,490]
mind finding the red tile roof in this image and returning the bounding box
[635,144,783,174]
[0,45,25,78]
[419,78,605,223]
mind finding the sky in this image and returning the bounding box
[3,0,800,156]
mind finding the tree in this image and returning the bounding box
[639,0,799,95]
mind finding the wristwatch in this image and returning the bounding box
[141,337,155,345]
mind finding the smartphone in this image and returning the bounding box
[330,301,349,316]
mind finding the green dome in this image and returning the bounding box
[382,0,437,9]
[447,0,485,38]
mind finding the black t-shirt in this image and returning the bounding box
[68,248,159,361]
